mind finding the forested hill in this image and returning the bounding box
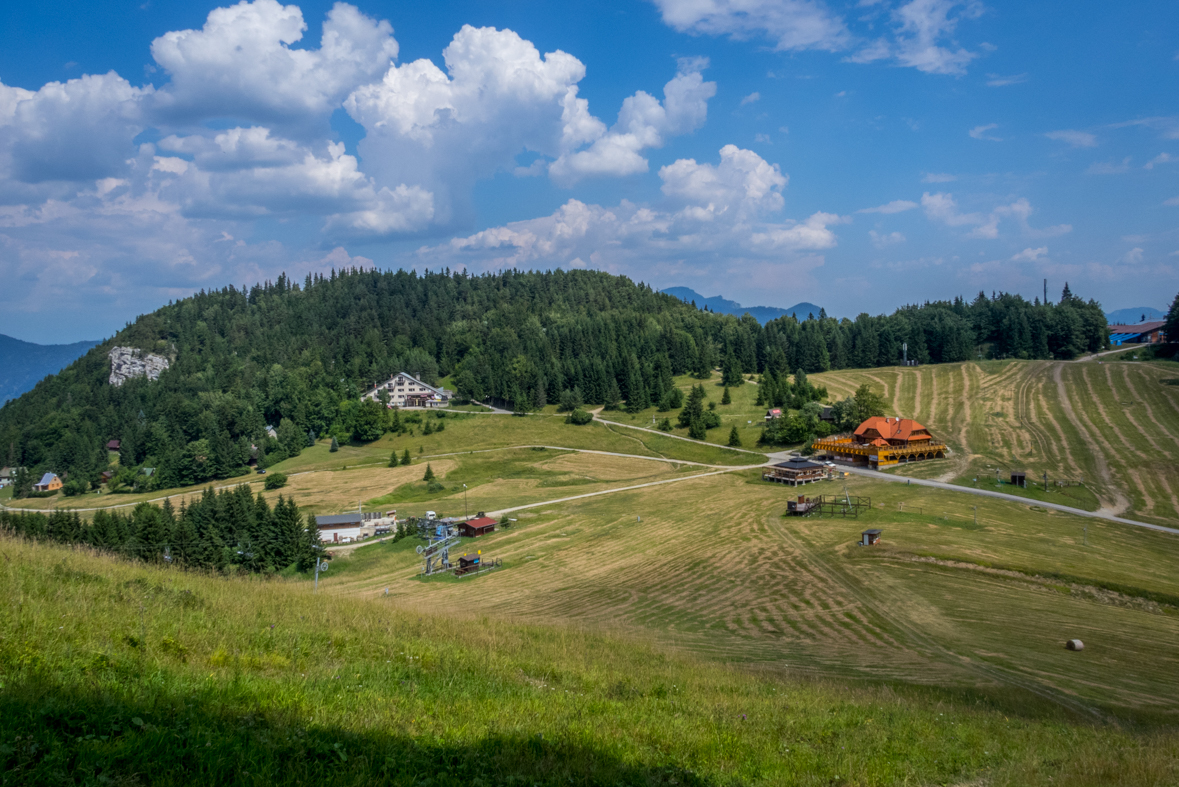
[0,268,1107,493]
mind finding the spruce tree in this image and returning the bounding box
[689,416,706,440]
[721,386,731,405]
[329,437,339,453]
[728,425,742,447]
[401,449,412,465]
[603,378,622,410]
[171,502,200,567]
[389,451,400,467]
[423,464,436,482]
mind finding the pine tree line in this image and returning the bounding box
[0,487,319,574]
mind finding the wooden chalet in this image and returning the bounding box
[458,516,497,538]
[106,439,121,451]
[861,529,882,546]
[33,473,63,492]
[763,456,828,486]
[455,553,482,575]
[812,416,946,469]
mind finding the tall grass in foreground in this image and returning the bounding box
[1,536,1175,786]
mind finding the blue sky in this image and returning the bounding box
[1,0,1176,342]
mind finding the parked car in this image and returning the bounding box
[256,468,267,474]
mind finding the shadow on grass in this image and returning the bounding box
[0,676,719,787]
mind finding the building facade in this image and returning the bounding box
[363,372,454,408]
[813,416,947,469]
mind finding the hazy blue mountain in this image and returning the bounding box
[661,287,825,324]
[0,334,101,404]
[1105,307,1165,325]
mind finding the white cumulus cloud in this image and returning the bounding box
[418,145,842,276]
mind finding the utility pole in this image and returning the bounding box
[314,556,328,592]
[973,506,978,526]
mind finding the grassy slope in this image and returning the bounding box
[810,360,1179,526]
[3,537,1177,786]
[3,412,763,515]
[322,470,1179,725]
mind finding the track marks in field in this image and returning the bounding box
[1053,364,1129,515]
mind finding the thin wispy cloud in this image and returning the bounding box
[859,199,918,214]
[740,91,761,105]
[1086,158,1131,175]
[969,123,1001,141]
[1044,130,1097,148]
[1144,153,1176,170]
[986,73,1027,87]
[922,172,957,183]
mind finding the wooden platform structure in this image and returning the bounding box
[803,494,872,518]
[813,416,947,469]
[763,456,829,486]
[787,495,819,515]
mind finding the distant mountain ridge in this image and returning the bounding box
[661,287,824,324]
[1105,307,1164,325]
[0,334,101,404]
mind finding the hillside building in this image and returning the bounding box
[762,456,829,486]
[315,510,397,544]
[1108,321,1167,345]
[363,372,453,408]
[812,416,947,469]
[33,473,63,492]
[458,516,497,537]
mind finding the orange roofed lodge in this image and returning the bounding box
[813,416,947,469]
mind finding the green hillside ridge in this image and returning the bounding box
[2,536,1176,786]
[0,269,1110,500]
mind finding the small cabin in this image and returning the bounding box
[765,408,783,421]
[861,529,882,546]
[787,495,818,516]
[1011,470,1027,488]
[33,473,63,492]
[459,516,497,538]
[455,553,482,575]
[106,439,121,451]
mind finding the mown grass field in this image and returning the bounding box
[810,360,1179,526]
[4,536,1178,786]
[322,470,1179,726]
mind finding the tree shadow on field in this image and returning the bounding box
[0,676,722,787]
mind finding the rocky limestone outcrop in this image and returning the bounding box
[108,346,169,387]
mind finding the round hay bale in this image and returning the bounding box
[1065,639,1084,651]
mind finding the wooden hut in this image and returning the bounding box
[455,553,482,575]
[458,516,497,538]
[787,495,818,516]
[1011,470,1027,488]
[861,529,882,546]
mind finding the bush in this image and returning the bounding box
[702,410,721,429]
[263,473,288,490]
[565,408,593,425]
[62,480,87,497]
[657,418,672,432]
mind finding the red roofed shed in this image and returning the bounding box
[459,516,497,538]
